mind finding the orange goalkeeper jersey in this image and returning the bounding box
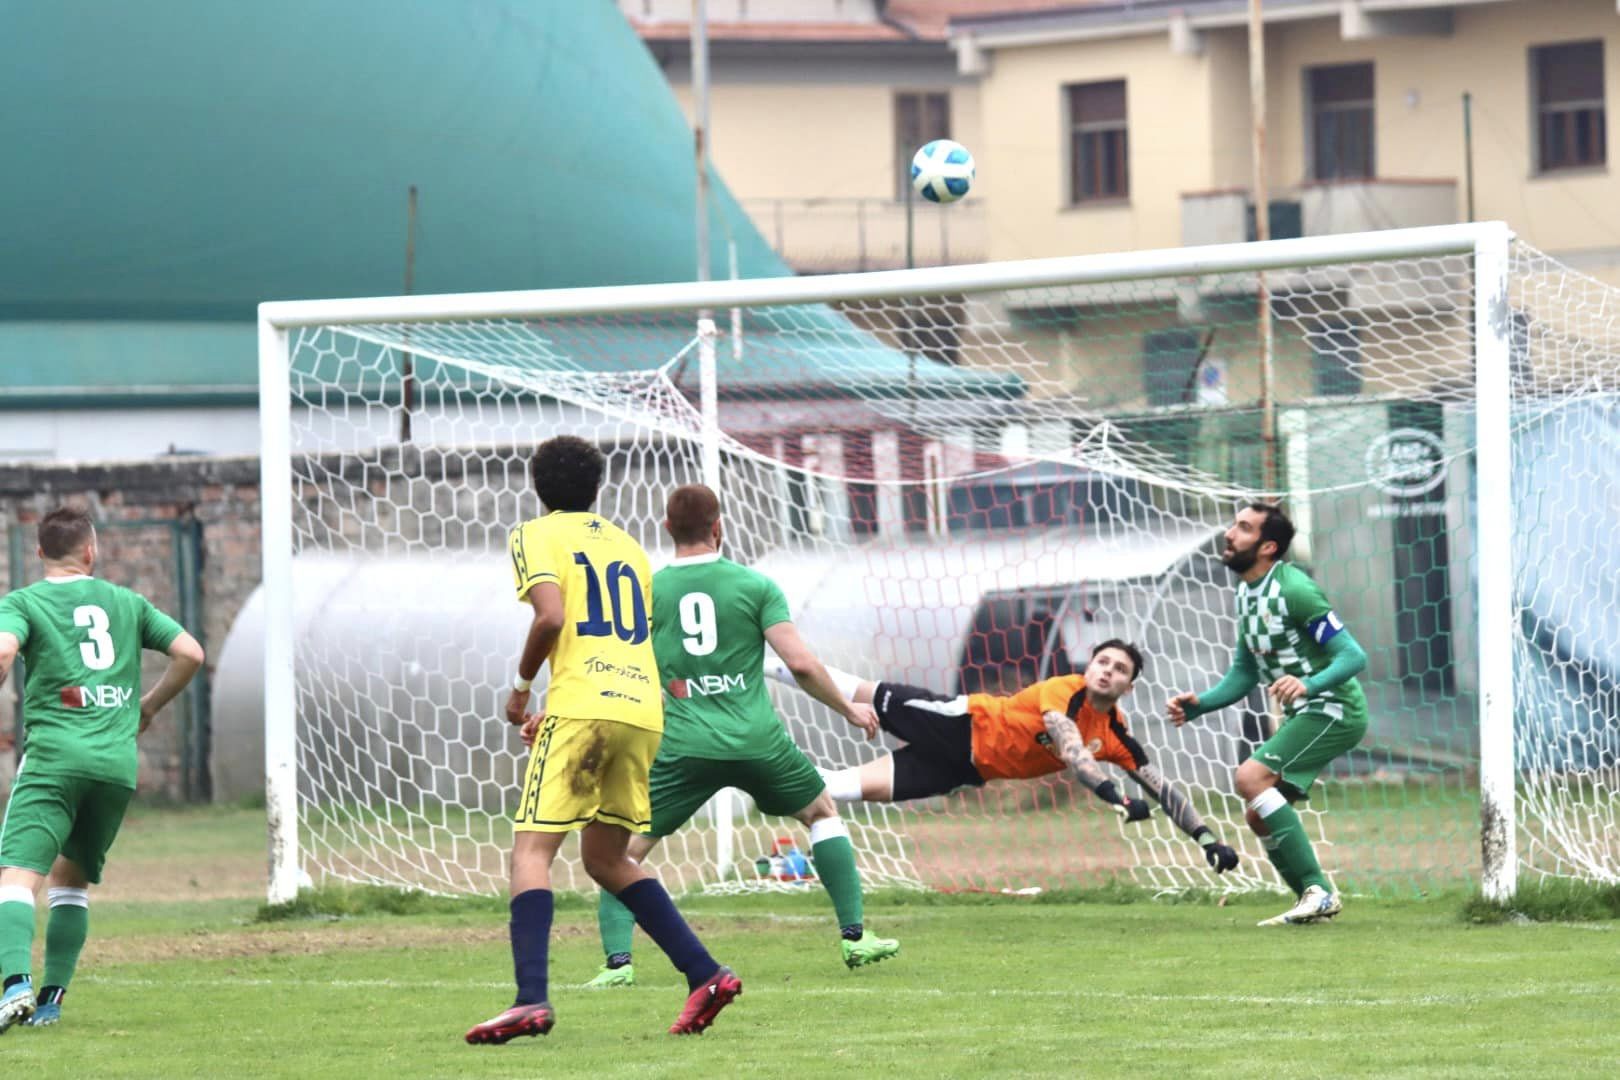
[968,674,1143,781]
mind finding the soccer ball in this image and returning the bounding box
[910,139,975,204]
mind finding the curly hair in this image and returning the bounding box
[530,436,605,513]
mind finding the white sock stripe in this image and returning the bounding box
[818,767,864,803]
[825,666,864,702]
[47,887,89,908]
[0,884,35,907]
[808,816,850,845]
[1249,787,1289,818]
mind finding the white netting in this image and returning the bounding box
[1508,244,1620,885]
[272,230,1618,897]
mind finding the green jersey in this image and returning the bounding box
[0,575,184,788]
[652,554,792,758]
[1236,561,1366,721]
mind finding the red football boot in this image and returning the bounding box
[464,1001,555,1045]
[668,966,742,1035]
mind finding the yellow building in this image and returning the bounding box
[622,0,1015,270]
[952,0,1618,277]
[628,1,1618,278]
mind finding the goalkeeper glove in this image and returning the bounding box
[1202,839,1240,874]
[1113,798,1152,824]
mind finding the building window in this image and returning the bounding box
[1308,63,1375,180]
[1067,80,1128,202]
[895,92,951,200]
[1142,328,1204,408]
[1533,41,1606,172]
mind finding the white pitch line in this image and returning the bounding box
[73,974,1619,1010]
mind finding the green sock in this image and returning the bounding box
[43,900,89,991]
[0,899,35,983]
[1262,803,1330,893]
[1260,834,1306,896]
[811,833,864,935]
[597,887,636,963]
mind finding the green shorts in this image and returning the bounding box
[1251,706,1368,800]
[649,734,826,838]
[0,764,134,883]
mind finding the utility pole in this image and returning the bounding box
[1249,0,1276,491]
[692,0,711,287]
[400,184,417,444]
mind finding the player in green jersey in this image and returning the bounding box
[585,484,899,987]
[1168,503,1368,926]
[0,506,205,1031]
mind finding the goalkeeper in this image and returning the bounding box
[774,640,1240,876]
[583,484,899,987]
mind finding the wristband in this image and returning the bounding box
[513,674,533,693]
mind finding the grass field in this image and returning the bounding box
[7,804,1620,1079]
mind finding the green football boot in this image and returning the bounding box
[841,934,900,969]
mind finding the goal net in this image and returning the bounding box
[258,223,1619,902]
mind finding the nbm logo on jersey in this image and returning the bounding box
[59,685,134,709]
[666,673,748,700]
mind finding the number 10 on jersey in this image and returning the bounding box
[572,552,649,644]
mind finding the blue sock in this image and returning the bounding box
[613,878,719,990]
[509,888,553,1006]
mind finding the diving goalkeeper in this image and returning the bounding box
[772,639,1240,876]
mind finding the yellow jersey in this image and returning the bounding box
[508,510,662,732]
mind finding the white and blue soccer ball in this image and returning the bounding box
[910,139,975,204]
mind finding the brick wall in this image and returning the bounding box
[0,457,262,801]
[0,441,727,803]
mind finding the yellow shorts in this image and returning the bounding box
[513,715,659,833]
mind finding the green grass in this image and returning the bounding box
[5,888,1620,1077]
[1463,876,1620,924]
[23,804,1613,1077]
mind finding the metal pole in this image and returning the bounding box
[400,184,417,443]
[691,1,734,879]
[692,0,711,285]
[905,180,915,270]
[1249,0,1276,490]
[729,239,742,364]
[259,312,301,903]
[1463,92,1476,222]
[1473,222,1516,901]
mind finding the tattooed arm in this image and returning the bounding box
[1124,763,1205,839]
[1127,763,1240,874]
[1042,711,1151,822]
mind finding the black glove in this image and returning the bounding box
[1112,797,1152,824]
[1202,840,1240,874]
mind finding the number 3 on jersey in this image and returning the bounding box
[74,604,116,670]
[572,552,649,644]
[679,592,717,656]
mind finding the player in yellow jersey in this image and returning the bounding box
[465,437,740,1045]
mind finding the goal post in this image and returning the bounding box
[257,221,1616,904]
[1471,221,1516,903]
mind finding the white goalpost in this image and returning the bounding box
[258,221,1620,905]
